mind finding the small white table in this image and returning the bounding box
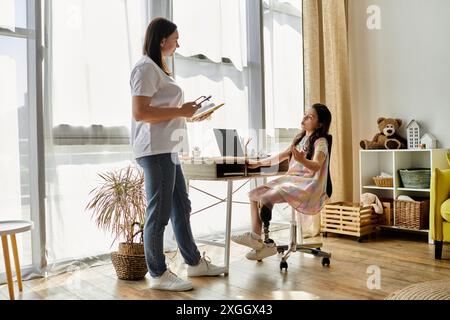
[0,220,33,300]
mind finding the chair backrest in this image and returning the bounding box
[325,135,333,198]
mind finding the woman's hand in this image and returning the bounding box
[290,144,306,164]
[179,101,200,118]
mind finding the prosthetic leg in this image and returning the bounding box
[260,205,275,246]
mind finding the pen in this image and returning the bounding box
[194,95,212,106]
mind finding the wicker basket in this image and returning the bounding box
[111,243,147,281]
[394,198,429,230]
[373,176,393,188]
[398,169,431,189]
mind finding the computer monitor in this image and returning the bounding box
[213,129,245,157]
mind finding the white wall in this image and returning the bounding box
[349,0,450,200]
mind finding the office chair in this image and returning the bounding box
[260,135,333,271]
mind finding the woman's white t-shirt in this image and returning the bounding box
[130,56,189,159]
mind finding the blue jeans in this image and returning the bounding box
[136,153,201,277]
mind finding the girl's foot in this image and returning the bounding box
[231,232,264,250]
[245,244,278,261]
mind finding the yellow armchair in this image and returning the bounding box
[430,153,450,259]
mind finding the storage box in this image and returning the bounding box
[321,202,378,239]
[394,198,429,230]
[378,200,393,226]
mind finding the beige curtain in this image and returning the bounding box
[303,0,353,202]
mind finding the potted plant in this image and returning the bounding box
[86,165,148,280]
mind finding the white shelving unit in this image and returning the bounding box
[359,149,450,241]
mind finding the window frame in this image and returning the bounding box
[0,0,46,280]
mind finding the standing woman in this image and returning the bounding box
[131,17,225,292]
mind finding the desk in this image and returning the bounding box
[0,220,33,300]
[181,157,288,275]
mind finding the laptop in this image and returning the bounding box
[213,129,245,158]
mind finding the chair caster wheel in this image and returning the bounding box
[321,257,330,267]
[357,238,363,243]
[277,248,285,254]
[322,232,328,238]
[280,261,288,271]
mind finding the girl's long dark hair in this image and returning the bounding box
[143,17,177,76]
[292,103,333,197]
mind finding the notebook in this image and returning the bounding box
[191,102,225,121]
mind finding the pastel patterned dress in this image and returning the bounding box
[248,136,330,215]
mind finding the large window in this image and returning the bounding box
[264,0,303,152]
[173,0,253,237]
[43,0,149,265]
[263,0,304,219]
[172,0,303,237]
[0,0,33,276]
[173,0,250,157]
[1,0,304,280]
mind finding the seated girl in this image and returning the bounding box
[232,103,333,261]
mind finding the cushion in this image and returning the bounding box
[442,199,450,222]
[444,222,450,243]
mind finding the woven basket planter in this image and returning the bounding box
[118,243,145,255]
[111,243,147,281]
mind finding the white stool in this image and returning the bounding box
[0,220,33,300]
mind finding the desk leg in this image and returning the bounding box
[1,235,14,300]
[224,180,233,276]
[10,234,23,292]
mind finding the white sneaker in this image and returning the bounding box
[245,244,278,261]
[231,232,264,250]
[187,252,227,277]
[150,269,193,292]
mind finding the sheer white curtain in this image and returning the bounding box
[262,1,319,234]
[0,56,21,221]
[173,0,250,157]
[174,0,247,71]
[263,0,303,132]
[0,0,15,31]
[1,27,33,274]
[44,0,148,270]
[51,0,145,127]
[173,0,252,238]
[269,0,302,11]
[0,55,22,277]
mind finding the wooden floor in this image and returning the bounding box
[1,230,450,300]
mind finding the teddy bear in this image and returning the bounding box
[360,117,407,150]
